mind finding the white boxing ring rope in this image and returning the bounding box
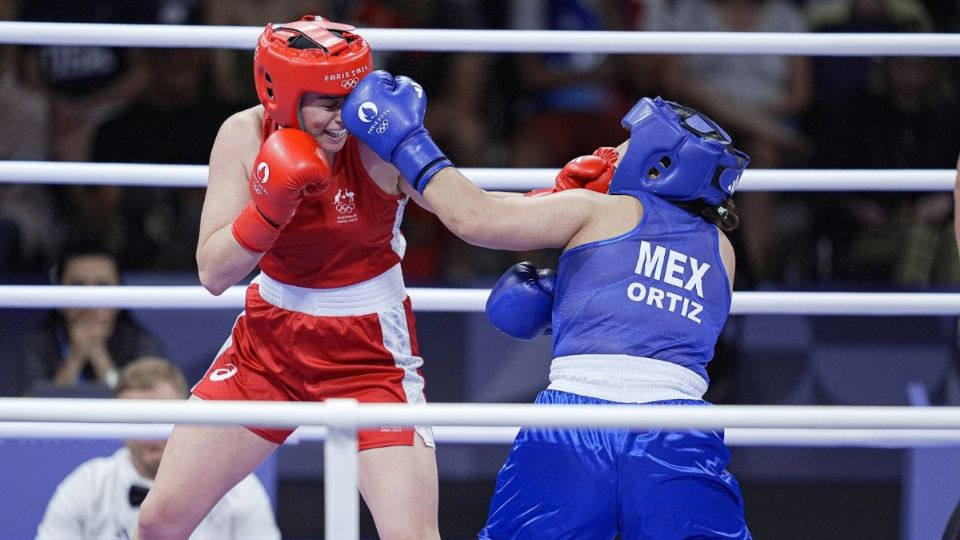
[3,286,960,316]
[8,422,960,449]
[1,22,959,56]
[1,21,959,540]
[6,399,960,433]
[0,161,955,192]
[12,399,960,430]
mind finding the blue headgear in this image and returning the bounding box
[608,97,750,206]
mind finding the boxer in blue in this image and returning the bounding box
[343,71,752,539]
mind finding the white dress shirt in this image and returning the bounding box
[36,447,280,540]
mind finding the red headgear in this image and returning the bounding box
[254,15,373,128]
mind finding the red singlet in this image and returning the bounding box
[193,129,432,450]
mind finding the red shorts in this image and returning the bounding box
[193,270,432,450]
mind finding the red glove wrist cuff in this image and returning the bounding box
[232,201,281,253]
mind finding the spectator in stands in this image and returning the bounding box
[803,1,943,286]
[473,1,634,282]
[0,12,49,161]
[76,0,231,273]
[806,0,933,112]
[0,0,60,276]
[0,185,60,277]
[656,0,812,287]
[36,356,280,540]
[507,0,631,169]
[18,242,163,396]
[815,55,959,286]
[16,0,151,162]
[88,47,233,272]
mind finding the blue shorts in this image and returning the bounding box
[478,390,751,540]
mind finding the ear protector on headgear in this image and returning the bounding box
[608,97,750,206]
[254,15,373,128]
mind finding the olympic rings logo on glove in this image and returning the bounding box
[375,119,390,134]
[341,78,360,89]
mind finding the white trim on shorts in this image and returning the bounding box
[547,354,708,403]
[376,300,435,449]
[254,264,407,317]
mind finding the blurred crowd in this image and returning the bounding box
[1,0,958,292]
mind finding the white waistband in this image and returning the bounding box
[254,264,407,317]
[547,354,707,403]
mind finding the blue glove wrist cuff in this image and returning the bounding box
[392,129,453,193]
[415,156,454,193]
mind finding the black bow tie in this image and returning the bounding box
[129,485,149,507]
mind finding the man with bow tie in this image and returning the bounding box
[36,357,279,539]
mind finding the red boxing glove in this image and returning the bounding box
[232,129,332,252]
[525,146,619,197]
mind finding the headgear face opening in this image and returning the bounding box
[608,97,750,206]
[254,15,373,128]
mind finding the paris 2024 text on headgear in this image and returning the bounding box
[254,15,373,129]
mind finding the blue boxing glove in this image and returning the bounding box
[342,70,453,193]
[485,262,558,341]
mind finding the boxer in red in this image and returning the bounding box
[136,16,440,540]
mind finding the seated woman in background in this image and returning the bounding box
[19,241,163,395]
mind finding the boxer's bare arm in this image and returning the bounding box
[197,109,263,295]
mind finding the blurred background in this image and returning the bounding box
[1,0,960,538]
